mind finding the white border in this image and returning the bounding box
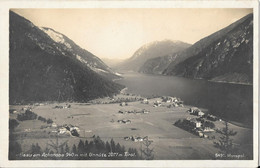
[0,1,259,167]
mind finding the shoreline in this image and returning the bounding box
[121,71,253,86]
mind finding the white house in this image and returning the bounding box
[52,123,57,128]
[195,121,201,128]
[198,111,205,117]
[59,127,68,134]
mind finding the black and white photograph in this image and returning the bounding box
[0,0,259,167]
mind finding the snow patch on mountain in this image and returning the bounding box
[40,27,71,49]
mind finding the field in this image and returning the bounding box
[9,94,253,160]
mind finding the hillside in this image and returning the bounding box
[163,14,253,84]
[9,11,123,104]
[139,54,179,75]
[115,40,191,71]
[39,27,120,80]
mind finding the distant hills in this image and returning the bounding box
[115,40,191,72]
[9,11,123,104]
[140,13,253,85]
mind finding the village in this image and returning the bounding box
[9,89,252,159]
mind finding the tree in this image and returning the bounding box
[44,147,50,153]
[47,134,68,153]
[72,144,77,153]
[77,140,85,153]
[9,119,19,130]
[140,137,154,160]
[46,118,53,124]
[9,141,22,160]
[65,143,70,153]
[31,143,42,154]
[71,129,79,137]
[214,120,237,158]
[110,139,116,152]
[94,136,105,151]
[115,143,121,153]
[60,145,64,154]
[105,141,111,152]
[204,121,215,128]
[84,140,89,152]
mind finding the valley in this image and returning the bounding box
[9,89,253,160]
[9,72,253,160]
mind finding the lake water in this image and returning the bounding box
[115,72,253,127]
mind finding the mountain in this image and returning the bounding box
[163,14,253,84]
[9,11,123,104]
[39,27,120,80]
[139,53,180,75]
[115,40,191,71]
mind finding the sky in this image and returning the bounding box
[12,8,252,59]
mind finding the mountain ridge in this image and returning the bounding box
[139,13,253,85]
[115,40,191,71]
[164,13,253,84]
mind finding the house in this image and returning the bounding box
[123,119,131,124]
[187,107,200,113]
[195,121,201,128]
[24,128,31,132]
[188,107,204,116]
[198,131,204,138]
[124,136,130,141]
[198,111,205,117]
[133,136,143,142]
[172,102,179,107]
[141,98,149,104]
[120,102,126,106]
[118,119,131,124]
[162,96,177,103]
[203,127,214,132]
[207,114,218,121]
[59,127,68,134]
[136,137,143,142]
[9,109,17,114]
[190,118,201,128]
[153,101,162,107]
[142,109,149,114]
[52,123,57,128]
[143,136,148,141]
[70,126,79,132]
[118,110,126,114]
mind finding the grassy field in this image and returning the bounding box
[9,95,253,160]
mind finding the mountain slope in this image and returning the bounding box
[164,13,253,84]
[39,27,120,80]
[139,53,180,75]
[9,11,123,104]
[115,40,191,71]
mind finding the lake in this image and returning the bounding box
[115,72,253,127]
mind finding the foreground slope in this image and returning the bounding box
[9,11,123,104]
[115,40,191,71]
[163,14,253,84]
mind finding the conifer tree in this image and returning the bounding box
[72,144,77,153]
[65,143,70,153]
[214,120,237,158]
[140,138,154,160]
